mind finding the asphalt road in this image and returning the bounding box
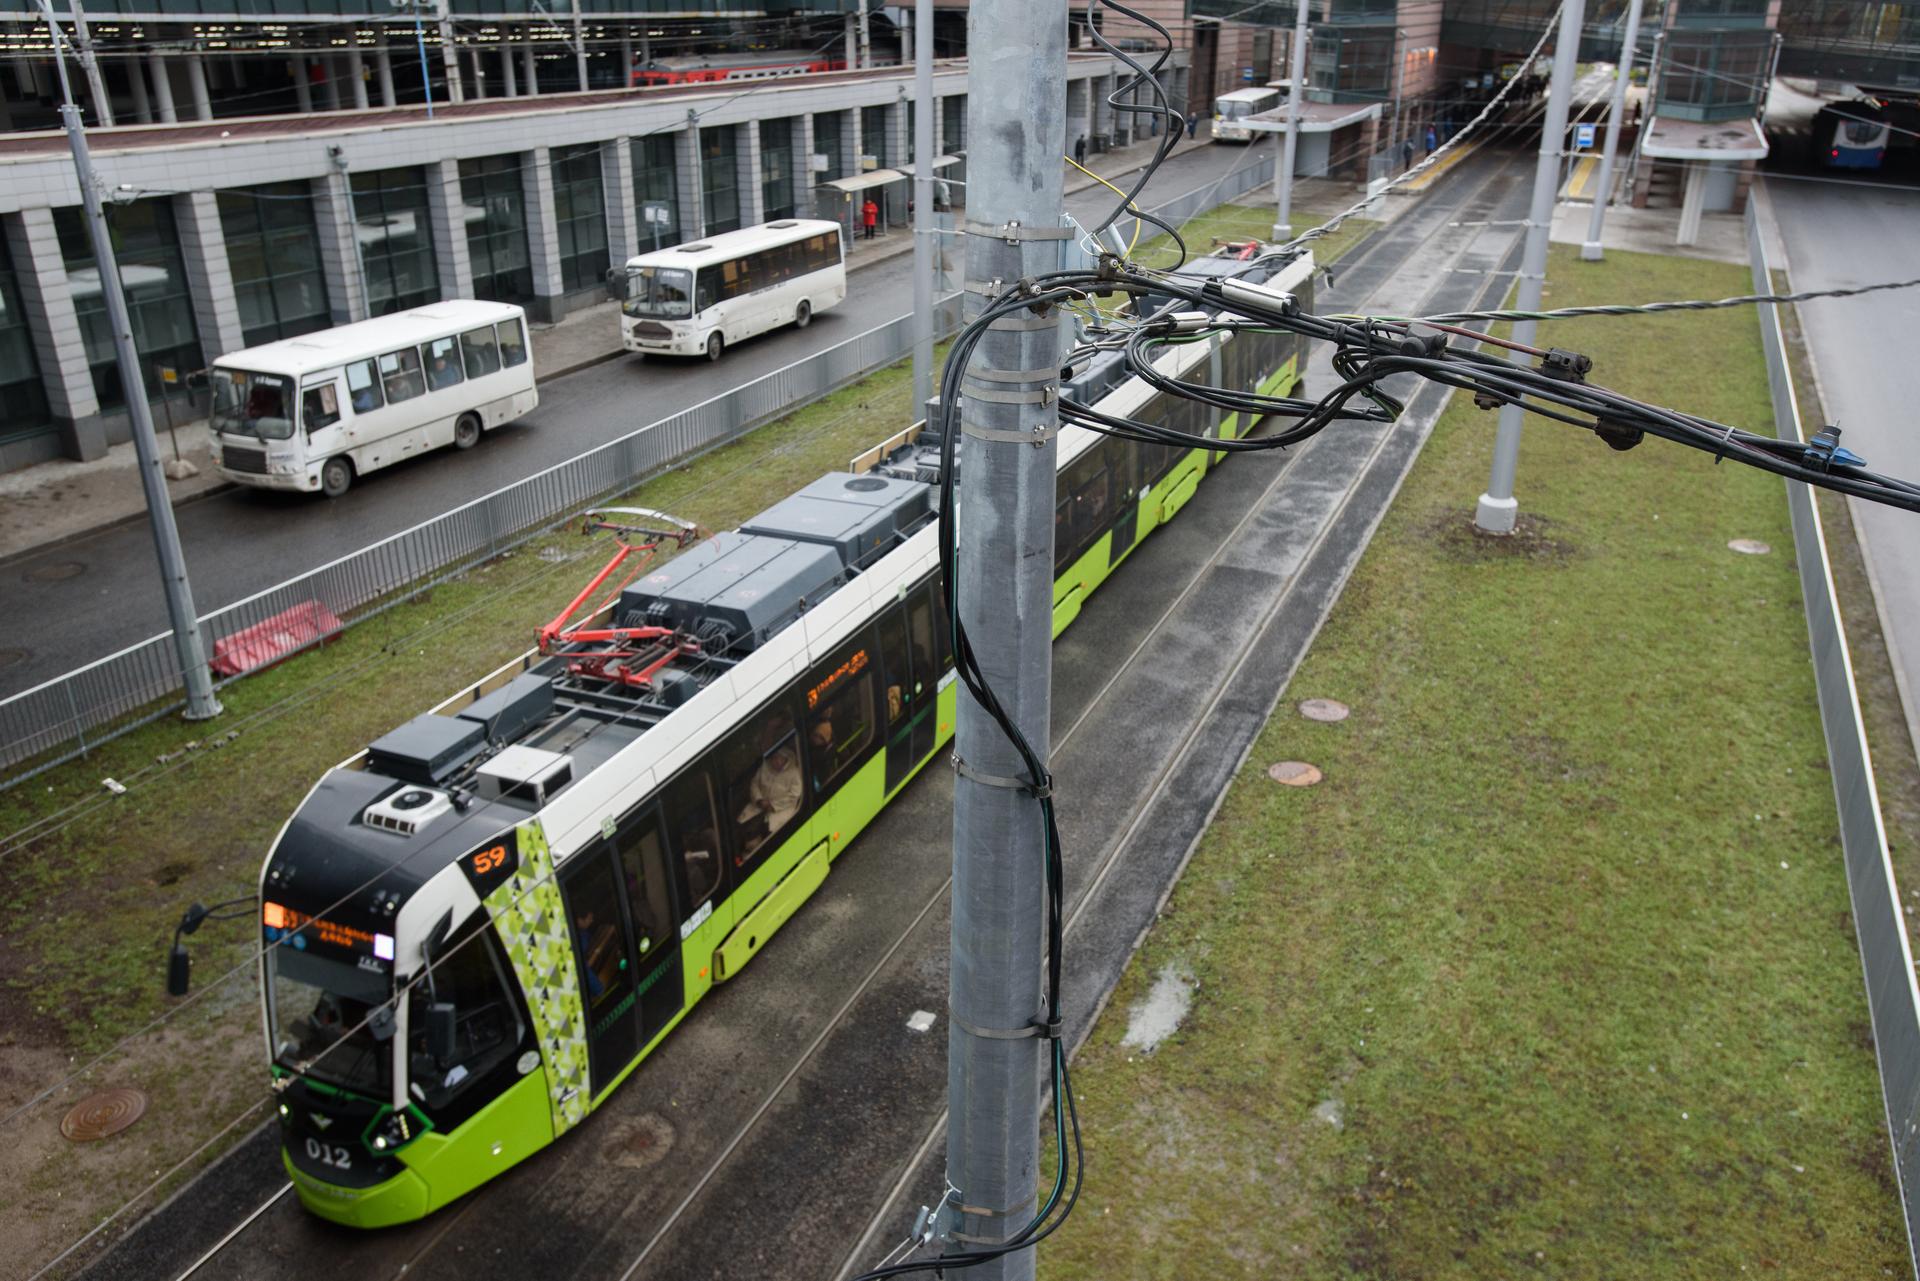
[2,139,1272,701]
[1768,172,1920,755]
[72,145,1538,1281]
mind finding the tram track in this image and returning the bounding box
[100,135,1554,1281]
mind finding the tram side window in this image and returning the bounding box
[1056,451,1112,571]
[664,769,723,911]
[561,853,630,1014]
[344,358,382,414]
[879,610,911,726]
[721,701,806,874]
[928,577,953,676]
[406,914,523,1109]
[906,596,934,703]
[806,644,877,797]
[615,812,676,959]
[379,348,425,404]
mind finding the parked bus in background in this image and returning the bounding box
[617,219,846,362]
[210,302,537,499]
[1212,87,1283,143]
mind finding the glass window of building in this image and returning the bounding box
[0,233,50,444]
[942,95,965,154]
[351,167,439,316]
[701,126,742,235]
[814,112,844,181]
[1655,30,1772,120]
[460,154,533,305]
[218,181,332,349]
[1308,26,1394,104]
[53,200,203,411]
[552,143,609,293]
[631,135,682,252]
[861,105,889,166]
[761,119,796,222]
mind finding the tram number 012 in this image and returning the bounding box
[305,1137,352,1170]
[461,840,518,896]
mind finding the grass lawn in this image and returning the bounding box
[1039,246,1910,1278]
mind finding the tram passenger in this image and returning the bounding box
[736,716,802,856]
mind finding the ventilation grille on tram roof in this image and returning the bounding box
[363,785,456,836]
[475,745,572,807]
[618,530,844,653]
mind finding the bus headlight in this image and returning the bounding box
[270,462,300,477]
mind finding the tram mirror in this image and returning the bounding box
[427,1002,458,1068]
[368,1004,398,1043]
[166,941,191,997]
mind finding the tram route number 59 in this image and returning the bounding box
[461,840,519,897]
[305,1137,352,1170]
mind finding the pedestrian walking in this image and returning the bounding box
[862,197,878,240]
[1400,138,1414,170]
[1186,110,1200,139]
[1424,124,1439,156]
[1074,135,1087,167]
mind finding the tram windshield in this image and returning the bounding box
[267,946,394,1093]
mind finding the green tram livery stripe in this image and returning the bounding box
[485,820,591,1137]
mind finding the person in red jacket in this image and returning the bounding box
[862,197,879,239]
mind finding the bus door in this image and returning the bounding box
[300,372,346,469]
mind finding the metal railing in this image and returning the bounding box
[1748,192,1920,1278]
[0,158,1291,786]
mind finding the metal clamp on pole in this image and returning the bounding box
[965,219,1077,245]
[950,751,1053,797]
[985,311,1057,331]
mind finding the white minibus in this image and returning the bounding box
[617,219,846,362]
[1212,87,1283,143]
[210,301,537,498]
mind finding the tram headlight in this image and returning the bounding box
[367,1104,429,1154]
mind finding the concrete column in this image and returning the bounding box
[468,47,487,99]
[148,52,177,123]
[311,172,368,322]
[522,43,538,97]
[738,120,767,227]
[845,14,856,69]
[320,58,342,110]
[604,137,638,265]
[173,192,246,359]
[185,55,212,121]
[347,47,369,110]
[127,56,153,123]
[884,100,908,223]
[620,31,632,87]
[292,57,313,112]
[1676,160,1706,246]
[673,120,703,238]
[375,47,396,107]
[5,210,104,459]
[424,158,473,300]
[522,146,566,319]
[792,113,817,220]
[503,44,518,96]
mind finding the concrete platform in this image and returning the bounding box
[1550,198,1750,265]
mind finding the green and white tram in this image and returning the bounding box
[255,247,1314,1226]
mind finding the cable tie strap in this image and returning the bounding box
[950,1008,1059,1041]
[951,752,1053,796]
[965,219,1076,244]
[968,364,1057,384]
[960,385,1058,409]
[986,311,1058,332]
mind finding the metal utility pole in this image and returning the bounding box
[1273,0,1309,240]
[857,0,871,69]
[1580,0,1643,261]
[944,0,1063,1273]
[1473,0,1586,535]
[569,0,588,90]
[66,0,113,126]
[436,0,463,103]
[34,0,222,722]
[910,0,934,416]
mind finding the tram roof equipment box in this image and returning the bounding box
[619,530,844,649]
[741,472,931,569]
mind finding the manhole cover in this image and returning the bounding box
[1298,698,1350,723]
[602,1112,674,1170]
[1728,539,1771,556]
[0,647,28,671]
[1267,761,1323,787]
[61,1088,147,1141]
[24,559,85,583]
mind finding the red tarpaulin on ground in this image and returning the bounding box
[209,601,344,677]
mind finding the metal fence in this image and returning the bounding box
[1749,193,1920,1277]
[0,160,1290,785]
